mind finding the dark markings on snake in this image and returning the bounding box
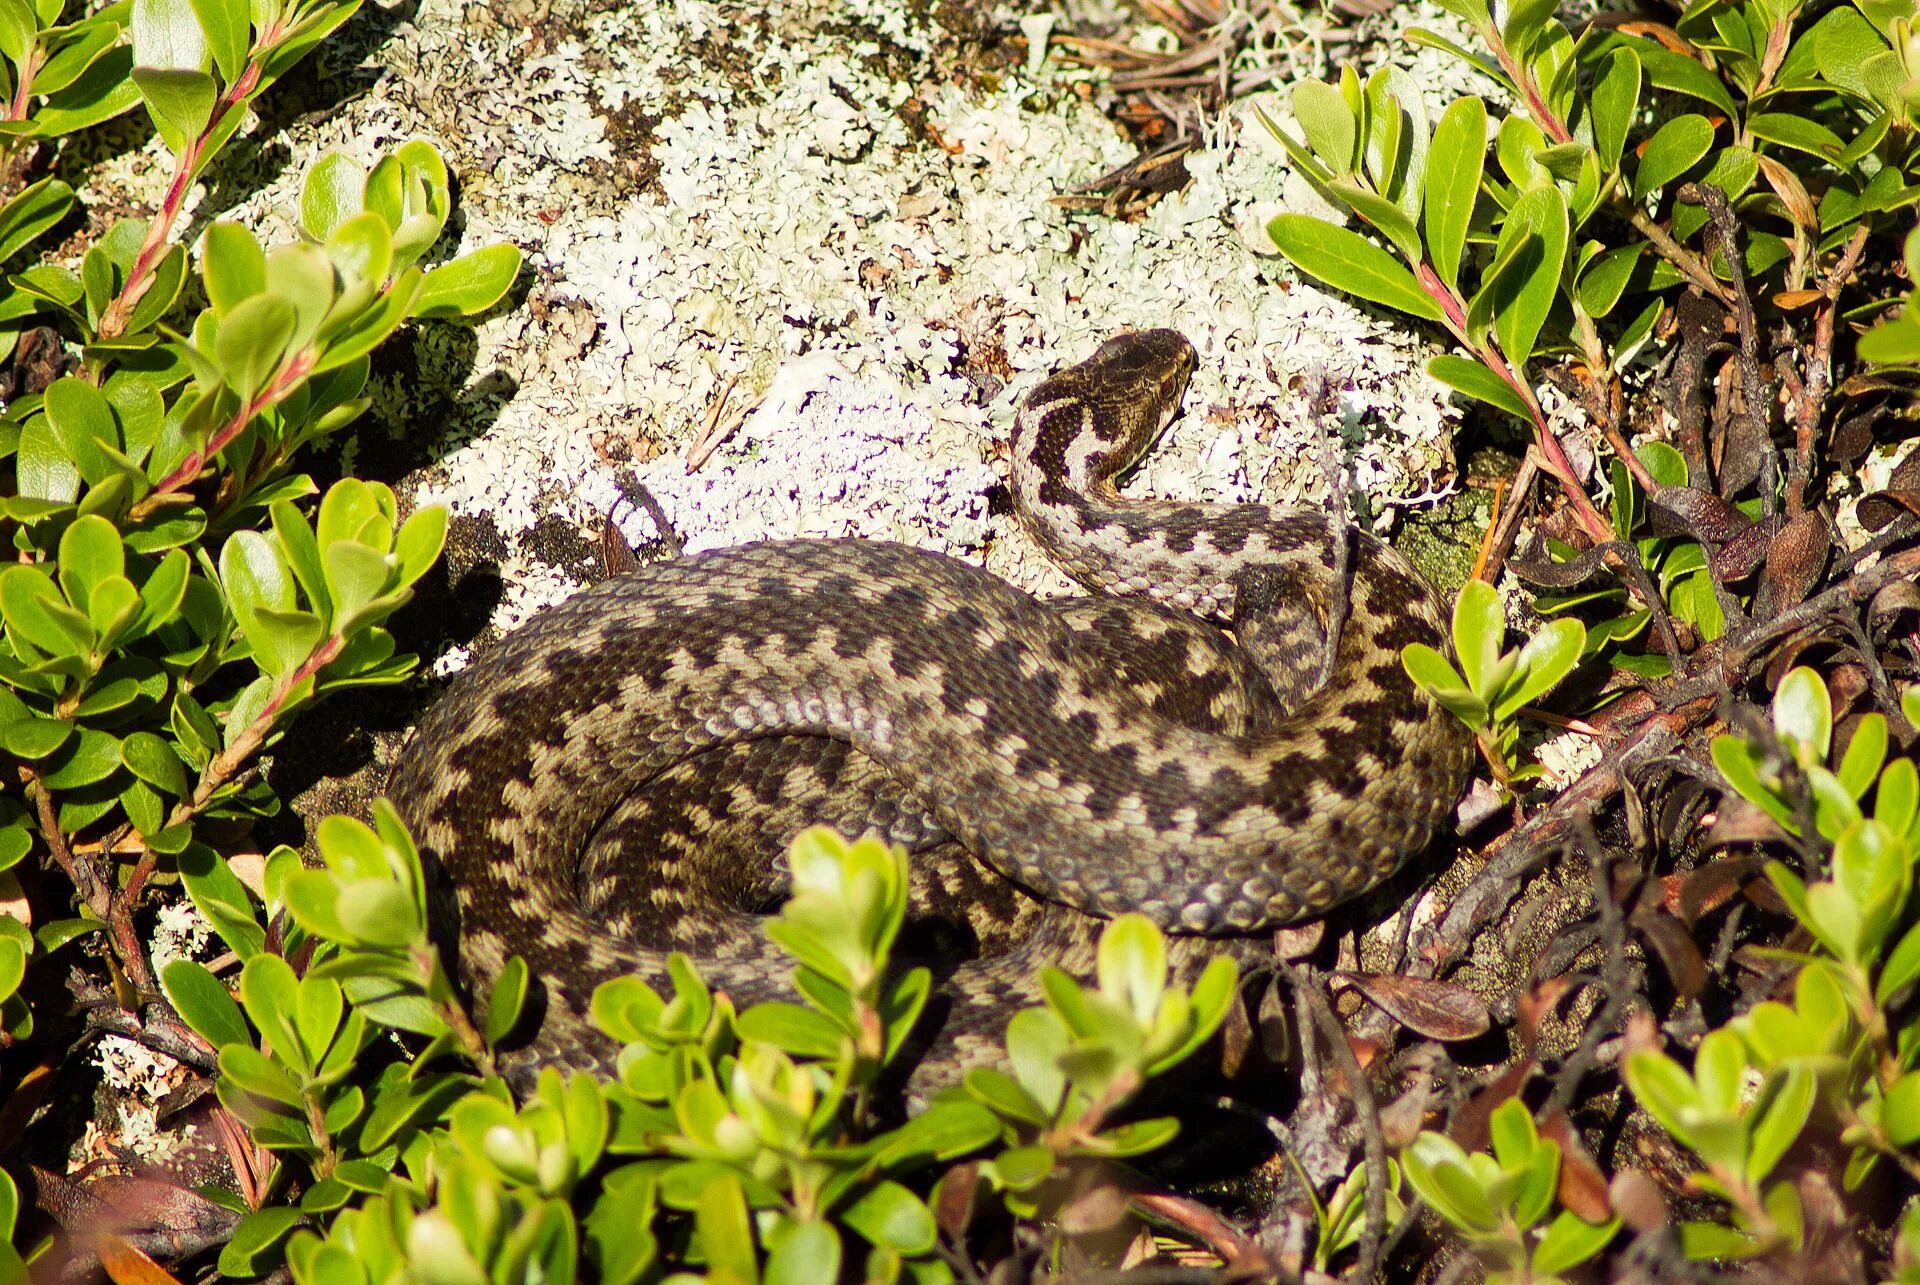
[388,328,1475,1096]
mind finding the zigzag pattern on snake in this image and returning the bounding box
[386,329,1474,1089]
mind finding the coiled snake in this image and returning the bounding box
[388,330,1473,1087]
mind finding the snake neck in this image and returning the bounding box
[1010,331,1348,621]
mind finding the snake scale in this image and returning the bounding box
[387,329,1474,1089]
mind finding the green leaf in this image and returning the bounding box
[1501,0,1558,56]
[841,1181,936,1256]
[131,67,215,153]
[302,150,368,242]
[1577,243,1644,319]
[44,376,119,485]
[186,0,247,82]
[161,958,251,1049]
[1748,112,1844,163]
[1623,1048,1704,1148]
[1749,1065,1815,1180]
[1773,667,1832,766]
[485,954,528,1046]
[216,1206,305,1278]
[0,938,25,1006]
[764,1221,840,1285]
[1266,214,1443,323]
[121,729,189,796]
[127,243,189,334]
[1291,78,1357,173]
[1401,642,1487,727]
[40,726,123,788]
[202,220,266,314]
[1422,96,1485,291]
[736,1001,845,1059]
[241,953,310,1075]
[0,0,35,64]
[1428,353,1530,420]
[0,179,76,266]
[215,292,296,399]
[1633,113,1715,199]
[1836,714,1887,800]
[1884,1071,1920,1146]
[1490,184,1568,370]
[694,1175,757,1283]
[1095,912,1166,1026]
[1493,617,1585,720]
[1402,1132,1498,1232]
[32,20,122,98]
[392,505,447,587]
[413,244,521,319]
[180,843,268,959]
[3,716,75,760]
[132,0,210,69]
[219,1041,303,1109]
[1589,47,1641,173]
[1631,42,1738,116]
[987,1145,1055,1191]
[58,514,125,609]
[962,1067,1050,1128]
[32,45,143,137]
[323,539,397,634]
[1447,579,1503,694]
[1533,1210,1620,1274]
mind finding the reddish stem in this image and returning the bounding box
[128,348,316,519]
[96,57,265,340]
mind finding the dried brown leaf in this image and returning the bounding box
[1712,517,1776,581]
[1450,1060,1536,1154]
[1516,976,1575,1053]
[1859,489,1920,532]
[1539,1109,1613,1222]
[1755,509,1831,617]
[1335,972,1491,1041]
[98,1235,184,1285]
[1631,906,1709,997]
[1757,155,1819,230]
[1669,855,1766,921]
[1647,486,1755,543]
[935,1163,980,1239]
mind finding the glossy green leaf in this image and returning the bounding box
[1577,243,1644,319]
[161,957,251,1049]
[1291,78,1357,173]
[1634,113,1715,199]
[1590,47,1641,172]
[1423,96,1485,291]
[1266,214,1444,322]
[1427,353,1530,420]
[216,291,296,399]
[131,66,216,153]
[413,243,521,319]
[840,1181,936,1255]
[1748,112,1844,163]
[1773,667,1832,766]
[1490,184,1568,370]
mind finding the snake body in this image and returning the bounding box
[388,330,1473,1086]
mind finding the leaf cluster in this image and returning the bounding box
[145,822,1241,1283]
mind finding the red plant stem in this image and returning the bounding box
[128,348,316,518]
[1413,261,1614,546]
[110,633,342,998]
[8,49,38,122]
[96,57,265,340]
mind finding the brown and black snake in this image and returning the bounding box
[387,329,1473,1089]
